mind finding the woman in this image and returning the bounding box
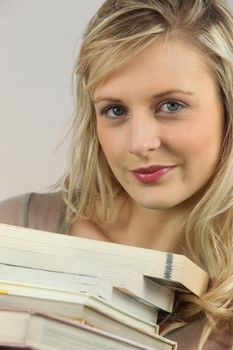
[1,0,233,348]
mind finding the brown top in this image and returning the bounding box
[0,192,69,234]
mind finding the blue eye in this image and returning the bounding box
[159,101,183,113]
[102,105,127,118]
[99,100,185,119]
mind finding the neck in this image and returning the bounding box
[103,196,188,253]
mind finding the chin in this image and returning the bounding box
[137,199,177,210]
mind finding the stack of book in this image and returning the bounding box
[0,223,209,350]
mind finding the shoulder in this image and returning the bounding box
[0,192,67,233]
[0,192,31,227]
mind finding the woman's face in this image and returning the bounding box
[93,39,224,210]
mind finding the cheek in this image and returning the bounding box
[97,124,127,164]
[197,116,223,156]
[97,132,120,168]
[97,123,109,153]
[175,119,223,169]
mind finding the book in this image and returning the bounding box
[0,277,160,325]
[0,280,162,344]
[0,224,208,296]
[0,262,174,313]
[0,308,177,350]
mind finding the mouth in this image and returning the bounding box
[131,165,176,184]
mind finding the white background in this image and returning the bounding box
[0,0,104,200]
[1,0,232,200]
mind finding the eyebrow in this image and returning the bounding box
[93,89,195,104]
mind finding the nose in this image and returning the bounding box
[128,113,161,157]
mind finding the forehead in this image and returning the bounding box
[93,38,216,100]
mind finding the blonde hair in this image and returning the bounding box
[61,1,233,348]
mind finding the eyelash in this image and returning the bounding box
[100,100,186,119]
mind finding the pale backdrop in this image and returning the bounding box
[0,0,104,200]
[1,0,233,200]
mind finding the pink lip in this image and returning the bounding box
[131,165,176,184]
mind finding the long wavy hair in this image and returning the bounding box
[61,1,233,348]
